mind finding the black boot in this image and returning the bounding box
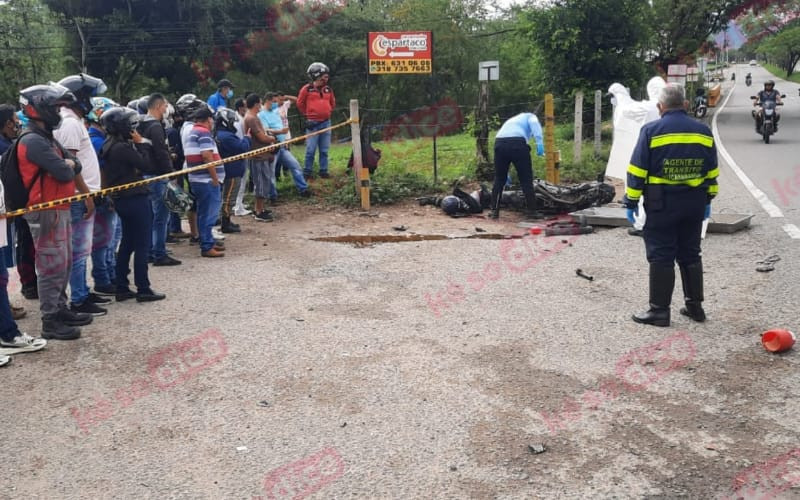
[523,189,541,219]
[489,188,501,219]
[632,263,675,327]
[221,217,241,234]
[42,316,81,340]
[679,261,705,322]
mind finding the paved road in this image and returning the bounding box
[715,63,800,239]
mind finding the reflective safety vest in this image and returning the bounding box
[624,110,719,206]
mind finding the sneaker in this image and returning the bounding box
[234,207,252,216]
[0,355,10,366]
[319,172,330,179]
[201,248,226,258]
[211,228,226,240]
[153,255,182,266]
[70,301,107,317]
[254,211,274,222]
[0,333,47,355]
[42,318,81,340]
[88,293,112,305]
[94,284,116,296]
[116,289,137,302]
[189,236,200,245]
[57,307,93,326]
[136,289,166,302]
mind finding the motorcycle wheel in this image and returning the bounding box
[695,107,707,118]
[763,127,770,144]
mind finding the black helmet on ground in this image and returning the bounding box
[214,107,238,133]
[307,62,329,81]
[101,106,141,139]
[19,83,76,131]
[56,73,107,116]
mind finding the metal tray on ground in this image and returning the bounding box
[565,207,754,234]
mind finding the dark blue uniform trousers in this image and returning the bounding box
[643,188,706,265]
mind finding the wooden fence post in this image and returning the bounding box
[350,99,369,210]
[573,91,583,165]
[594,90,602,158]
[544,94,558,184]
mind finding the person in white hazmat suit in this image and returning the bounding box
[606,77,667,231]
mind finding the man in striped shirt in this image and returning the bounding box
[184,108,225,258]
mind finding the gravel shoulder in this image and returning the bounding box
[2,168,799,499]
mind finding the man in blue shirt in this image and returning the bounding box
[490,113,545,219]
[258,92,310,200]
[208,79,235,112]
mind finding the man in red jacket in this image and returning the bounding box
[18,83,93,341]
[297,62,335,179]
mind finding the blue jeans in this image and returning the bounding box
[169,212,182,233]
[191,182,222,252]
[276,147,309,193]
[149,180,170,260]
[69,201,95,304]
[91,199,118,288]
[303,120,331,176]
[114,195,152,292]
[0,266,21,342]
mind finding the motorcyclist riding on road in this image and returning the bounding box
[753,80,782,131]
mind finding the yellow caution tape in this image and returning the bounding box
[1,119,354,219]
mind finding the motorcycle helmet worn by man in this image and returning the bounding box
[100,107,141,139]
[213,107,238,134]
[19,83,76,131]
[89,97,118,123]
[57,73,107,117]
[307,62,329,81]
[175,94,208,121]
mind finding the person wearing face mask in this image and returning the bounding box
[208,79,235,112]
[258,92,310,199]
[0,104,28,321]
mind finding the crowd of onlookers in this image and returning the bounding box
[0,62,336,365]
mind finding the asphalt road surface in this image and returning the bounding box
[715,63,800,239]
[2,68,799,499]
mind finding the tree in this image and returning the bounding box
[649,0,744,72]
[759,25,800,76]
[520,0,651,98]
[40,0,275,101]
[0,0,67,104]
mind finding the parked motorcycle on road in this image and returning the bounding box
[751,94,785,144]
[745,73,752,86]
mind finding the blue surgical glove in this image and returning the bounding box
[536,143,545,156]
[626,207,637,224]
[704,204,711,219]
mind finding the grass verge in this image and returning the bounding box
[273,124,611,208]
[763,63,800,84]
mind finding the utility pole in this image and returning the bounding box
[476,61,499,181]
[75,19,88,73]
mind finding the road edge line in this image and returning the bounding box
[711,80,785,220]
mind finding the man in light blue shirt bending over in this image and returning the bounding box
[491,113,545,220]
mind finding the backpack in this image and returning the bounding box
[0,131,42,214]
